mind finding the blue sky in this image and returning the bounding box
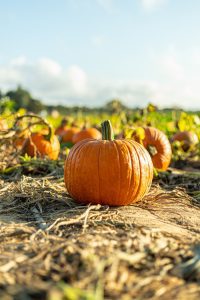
[0,0,200,109]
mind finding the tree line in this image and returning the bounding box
[0,86,130,114]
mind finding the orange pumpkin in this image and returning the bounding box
[72,127,102,144]
[14,129,30,148]
[14,136,28,148]
[62,127,80,143]
[172,131,199,151]
[55,118,69,137]
[64,120,153,206]
[55,125,68,137]
[24,132,60,160]
[132,127,172,171]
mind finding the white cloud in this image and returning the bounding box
[37,58,62,76]
[0,56,199,110]
[67,65,88,95]
[140,0,167,11]
[0,58,88,104]
[10,56,27,66]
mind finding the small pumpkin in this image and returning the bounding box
[132,127,172,171]
[62,127,80,143]
[55,118,69,137]
[14,128,50,148]
[64,120,153,206]
[172,131,199,151]
[72,127,102,144]
[24,131,60,160]
[13,128,30,148]
[55,126,68,137]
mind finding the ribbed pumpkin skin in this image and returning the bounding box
[64,139,153,206]
[25,133,60,160]
[172,131,199,150]
[72,128,102,144]
[62,127,80,143]
[141,127,172,171]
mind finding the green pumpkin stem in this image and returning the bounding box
[45,124,54,142]
[101,120,114,141]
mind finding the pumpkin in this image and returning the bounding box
[14,129,30,148]
[132,127,172,171]
[64,120,153,206]
[24,132,60,160]
[14,134,28,148]
[55,126,68,137]
[62,127,80,143]
[172,131,199,151]
[55,118,69,137]
[72,127,102,144]
[14,128,50,148]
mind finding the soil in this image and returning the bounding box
[0,160,200,300]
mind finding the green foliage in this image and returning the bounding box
[0,96,15,114]
[0,90,199,166]
[177,112,200,133]
[48,282,102,300]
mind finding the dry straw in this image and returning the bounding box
[0,167,200,299]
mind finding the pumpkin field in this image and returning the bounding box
[0,105,200,300]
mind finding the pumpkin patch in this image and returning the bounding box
[1,2,200,297]
[0,103,200,300]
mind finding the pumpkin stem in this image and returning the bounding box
[147,144,158,156]
[101,120,114,141]
[45,124,54,142]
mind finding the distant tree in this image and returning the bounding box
[6,86,31,110]
[104,99,127,113]
[27,98,45,113]
[0,90,3,99]
[6,86,44,113]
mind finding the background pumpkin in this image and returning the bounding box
[55,126,68,137]
[172,131,199,151]
[72,127,102,144]
[14,130,29,148]
[132,127,172,171]
[62,127,80,143]
[24,132,60,160]
[64,120,153,206]
[55,118,69,137]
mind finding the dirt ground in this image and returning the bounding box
[0,161,200,300]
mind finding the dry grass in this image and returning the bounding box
[0,161,200,300]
